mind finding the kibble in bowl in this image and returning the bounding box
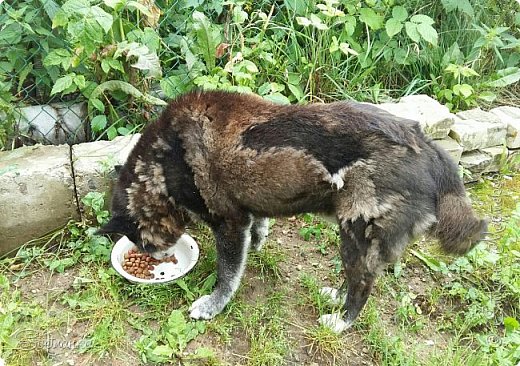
[110,235,199,284]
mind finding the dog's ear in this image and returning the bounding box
[97,215,137,240]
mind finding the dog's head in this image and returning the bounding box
[98,164,188,259]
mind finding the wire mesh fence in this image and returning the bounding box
[0,0,284,149]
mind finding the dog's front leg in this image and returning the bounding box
[189,216,252,320]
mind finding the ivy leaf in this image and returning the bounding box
[386,18,403,38]
[416,23,438,46]
[358,8,384,30]
[392,6,408,22]
[51,74,74,95]
[91,115,107,132]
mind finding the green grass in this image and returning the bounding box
[1,173,519,365]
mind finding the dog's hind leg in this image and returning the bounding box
[189,214,253,320]
[320,218,406,332]
[250,217,269,251]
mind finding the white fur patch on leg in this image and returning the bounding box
[320,287,346,306]
[319,313,352,334]
[252,218,269,251]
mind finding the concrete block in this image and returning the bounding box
[433,137,463,164]
[490,106,520,149]
[376,95,455,139]
[16,102,87,145]
[71,134,140,203]
[449,117,507,151]
[0,145,77,255]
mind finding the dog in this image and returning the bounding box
[99,90,487,332]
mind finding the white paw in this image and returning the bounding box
[319,313,352,334]
[189,295,220,320]
[319,287,346,306]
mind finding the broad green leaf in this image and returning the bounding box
[90,98,105,112]
[0,24,22,45]
[104,0,124,10]
[43,48,72,68]
[160,75,189,97]
[62,0,90,16]
[152,345,174,358]
[416,23,438,46]
[453,83,473,98]
[40,0,61,20]
[91,6,113,33]
[51,74,74,95]
[410,14,435,25]
[386,18,403,38]
[263,93,290,105]
[343,15,356,36]
[504,317,519,333]
[359,8,384,30]
[287,83,304,101]
[107,125,118,140]
[74,74,86,89]
[405,22,420,43]
[309,14,328,30]
[192,11,221,71]
[487,67,520,87]
[91,115,107,132]
[232,6,248,24]
[52,10,69,28]
[392,6,408,21]
[296,16,311,26]
[477,91,496,102]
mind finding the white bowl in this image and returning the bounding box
[110,234,200,284]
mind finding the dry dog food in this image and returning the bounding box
[122,249,178,279]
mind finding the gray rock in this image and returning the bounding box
[459,150,492,183]
[71,134,141,203]
[507,149,520,171]
[433,137,463,164]
[481,146,507,173]
[449,117,507,151]
[456,108,502,125]
[16,102,87,145]
[490,106,520,149]
[0,144,77,255]
[376,95,455,139]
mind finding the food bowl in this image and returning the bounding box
[111,234,200,284]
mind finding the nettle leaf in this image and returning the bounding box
[44,48,72,69]
[416,23,438,46]
[358,8,384,30]
[386,18,403,38]
[405,22,420,43]
[51,73,74,95]
[392,6,408,22]
[52,10,69,28]
[91,115,107,132]
[453,83,473,98]
[91,6,113,33]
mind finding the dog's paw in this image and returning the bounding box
[319,313,352,334]
[319,287,346,306]
[189,295,222,320]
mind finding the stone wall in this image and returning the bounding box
[1,96,519,254]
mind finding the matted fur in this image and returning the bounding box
[99,90,487,327]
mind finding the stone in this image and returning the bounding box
[16,102,87,145]
[459,150,497,183]
[433,137,463,164]
[456,108,502,125]
[507,149,520,171]
[0,144,77,255]
[449,116,507,151]
[375,95,455,139]
[71,134,141,203]
[481,146,507,173]
[490,106,520,149]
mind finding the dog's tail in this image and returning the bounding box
[432,146,488,255]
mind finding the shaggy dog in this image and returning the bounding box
[99,90,487,332]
